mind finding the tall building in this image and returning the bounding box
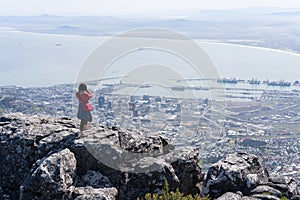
[176,101,181,112]
[155,96,162,103]
[107,101,112,110]
[143,95,150,101]
[204,98,209,105]
[142,95,150,104]
[130,96,135,102]
[133,109,139,117]
[156,102,161,111]
[98,95,105,108]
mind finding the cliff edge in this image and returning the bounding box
[0,113,299,200]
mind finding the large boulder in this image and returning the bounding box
[72,170,118,200]
[265,175,299,199]
[119,147,202,200]
[0,113,203,200]
[0,114,38,192]
[20,148,76,199]
[268,175,299,197]
[80,127,174,172]
[122,156,180,200]
[0,114,79,199]
[72,127,202,200]
[202,152,269,198]
[165,147,202,195]
[202,152,300,199]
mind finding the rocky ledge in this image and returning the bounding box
[0,113,299,200]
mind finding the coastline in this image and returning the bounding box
[199,39,300,57]
[1,27,300,88]
[1,25,300,56]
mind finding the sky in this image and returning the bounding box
[1,0,300,16]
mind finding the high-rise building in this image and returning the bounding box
[204,98,209,105]
[143,95,150,101]
[156,102,161,111]
[176,101,181,112]
[98,95,105,108]
[155,96,162,103]
[107,101,112,110]
[133,109,139,117]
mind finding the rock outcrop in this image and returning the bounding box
[0,113,299,200]
[203,152,299,199]
[0,113,202,200]
[20,148,76,199]
[202,152,269,197]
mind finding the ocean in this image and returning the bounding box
[1,28,300,96]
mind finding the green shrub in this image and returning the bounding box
[280,197,288,200]
[137,178,210,200]
[198,159,205,166]
[262,192,271,195]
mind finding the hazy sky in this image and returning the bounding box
[1,0,300,16]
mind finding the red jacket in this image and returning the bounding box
[76,91,92,103]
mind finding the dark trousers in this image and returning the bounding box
[80,119,87,131]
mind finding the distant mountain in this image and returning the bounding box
[0,13,300,53]
[270,11,300,16]
[55,25,79,30]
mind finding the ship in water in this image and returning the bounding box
[267,80,291,87]
[249,78,260,85]
[217,78,238,84]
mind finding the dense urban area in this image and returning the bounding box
[1,80,300,186]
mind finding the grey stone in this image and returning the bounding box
[287,179,299,196]
[268,175,299,197]
[241,197,260,200]
[202,152,269,198]
[37,130,79,156]
[123,156,180,200]
[246,174,260,188]
[217,192,242,200]
[76,126,201,200]
[0,113,79,194]
[73,186,118,200]
[77,170,113,188]
[20,148,76,200]
[250,185,281,197]
[291,195,300,200]
[168,147,202,195]
[251,194,280,200]
[267,183,289,193]
[268,175,288,184]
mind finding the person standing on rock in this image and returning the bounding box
[76,83,93,135]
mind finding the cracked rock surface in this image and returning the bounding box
[0,113,202,200]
